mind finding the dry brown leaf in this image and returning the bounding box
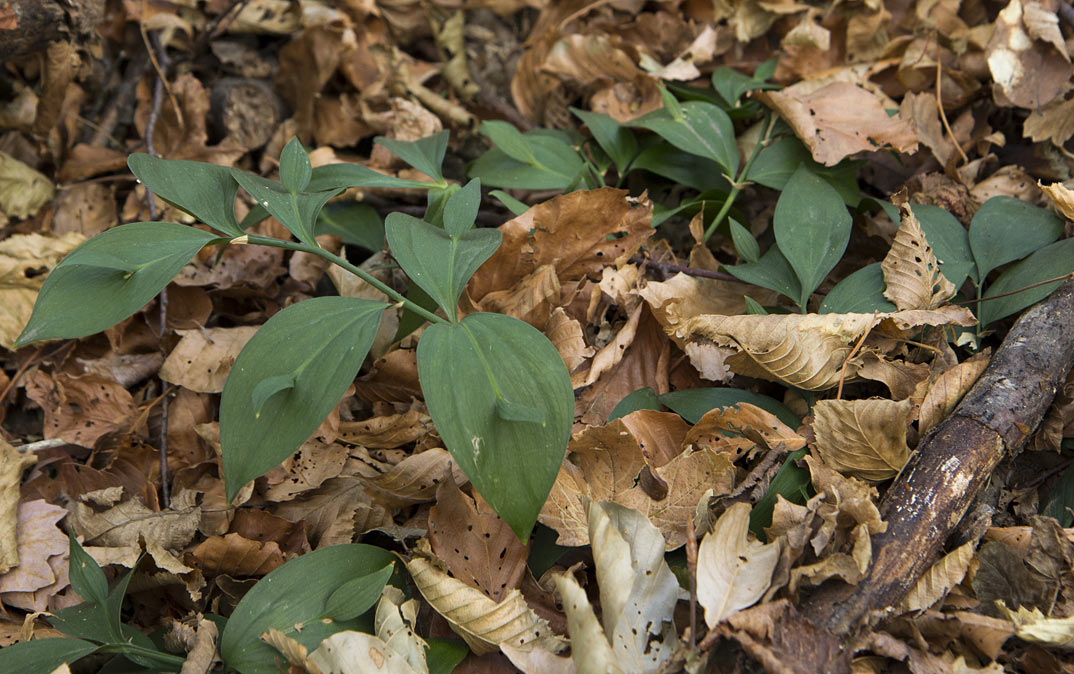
[69,488,200,550]
[882,203,956,311]
[545,307,594,374]
[0,152,54,222]
[901,541,976,612]
[760,81,918,166]
[338,409,431,449]
[159,326,259,393]
[1024,97,1074,146]
[1038,180,1074,221]
[0,232,84,349]
[428,480,528,603]
[273,477,392,547]
[24,369,138,448]
[0,499,66,593]
[803,455,886,536]
[811,398,912,481]
[186,532,283,577]
[576,302,643,388]
[407,539,564,656]
[997,602,1074,647]
[986,0,1070,109]
[919,353,990,435]
[684,403,806,458]
[0,440,37,575]
[898,91,956,167]
[479,264,561,328]
[697,503,780,627]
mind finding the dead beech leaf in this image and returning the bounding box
[882,203,956,310]
[0,232,85,350]
[0,439,37,574]
[24,369,138,448]
[0,499,66,591]
[69,488,200,550]
[684,403,805,458]
[987,0,1070,109]
[1024,97,1074,146]
[338,409,431,449]
[811,398,912,481]
[919,353,990,435]
[1038,180,1074,222]
[697,502,780,627]
[901,541,976,612]
[804,455,886,535]
[308,589,428,673]
[997,602,1074,648]
[552,501,680,673]
[546,307,595,374]
[759,81,918,166]
[0,152,55,221]
[159,326,259,393]
[406,539,564,655]
[187,532,284,577]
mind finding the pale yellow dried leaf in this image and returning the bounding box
[812,398,912,481]
[684,403,805,455]
[1024,97,1074,145]
[789,552,863,593]
[1038,181,1074,221]
[178,618,219,674]
[697,503,780,627]
[919,353,990,435]
[48,665,72,674]
[501,642,576,674]
[309,631,421,674]
[159,326,259,393]
[406,541,563,655]
[261,628,313,672]
[358,447,465,505]
[998,602,1074,647]
[900,541,975,612]
[546,308,593,374]
[578,303,642,388]
[69,489,200,550]
[856,355,930,401]
[638,273,751,337]
[1023,1,1068,60]
[551,573,622,674]
[0,440,37,574]
[0,152,54,219]
[882,203,956,310]
[0,232,84,349]
[804,455,886,534]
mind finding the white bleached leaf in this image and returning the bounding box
[697,502,780,627]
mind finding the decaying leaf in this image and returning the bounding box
[882,203,956,310]
[0,152,55,222]
[0,439,37,574]
[697,502,780,627]
[0,232,84,350]
[0,499,67,604]
[811,398,912,481]
[159,326,259,393]
[919,352,990,435]
[901,541,976,612]
[997,601,1074,648]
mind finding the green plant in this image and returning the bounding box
[16,133,572,541]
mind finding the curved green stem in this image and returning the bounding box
[704,112,777,242]
[244,235,448,325]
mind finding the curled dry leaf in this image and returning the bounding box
[997,602,1074,648]
[0,439,38,574]
[811,398,912,481]
[406,539,564,656]
[882,203,956,311]
[1038,180,1074,221]
[900,540,976,613]
[919,352,990,435]
[697,502,780,628]
[804,455,886,536]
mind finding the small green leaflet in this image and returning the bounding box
[375,130,449,184]
[279,136,312,192]
[631,100,739,176]
[417,313,573,539]
[231,168,340,247]
[221,296,387,502]
[127,154,244,236]
[16,222,218,347]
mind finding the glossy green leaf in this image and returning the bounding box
[820,263,896,314]
[16,223,218,347]
[444,179,481,237]
[427,638,469,674]
[970,196,1063,281]
[221,544,396,674]
[127,154,243,236]
[231,169,339,247]
[725,246,802,308]
[307,163,439,191]
[68,531,108,605]
[774,166,851,309]
[221,297,387,502]
[417,313,573,539]
[571,107,638,173]
[324,562,395,621]
[729,218,759,263]
[632,100,739,175]
[608,387,663,421]
[659,389,799,428]
[375,130,448,183]
[279,137,312,192]
[978,238,1074,326]
[315,202,384,251]
[0,638,98,674]
[385,212,501,321]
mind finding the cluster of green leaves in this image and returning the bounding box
[17,133,572,541]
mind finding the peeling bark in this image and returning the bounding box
[0,0,103,62]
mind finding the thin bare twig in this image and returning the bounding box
[629,256,739,282]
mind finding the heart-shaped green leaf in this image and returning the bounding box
[632,100,739,176]
[221,544,396,674]
[221,296,387,502]
[417,313,573,539]
[127,154,244,236]
[231,169,339,247]
[773,166,850,309]
[385,212,501,321]
[16,222,218,347]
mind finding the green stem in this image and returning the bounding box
[96,644,186,669]
[245,235,448,325]
[704,112,777,242]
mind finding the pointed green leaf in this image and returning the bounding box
[630,142,730,192]
[279,137,312,192]
[385,212,501,321]
[729,217,759,263]
[444,179,481,237]
[970,196,1063,281]
[68,531,108,605]
[820,263,896,314]
[744,296,767,314]
[127,154,243,236]
[632,100,739,175]
[375,130,449,183]
[231,169,339,247]
[50,567,135,644]
[469,130,585,191]
[978,238,1074,326]
[659,389,799,428]
[221,544,396,674]
[324,562,395,621]
[490,190,529,215]
[16,222,218,347]
[0,638,98,674]
[307,163,439,191]
[608,387,662,422]
[495,396,545,424]
[711,60,779,107]
[773,167,850,309]
[315,202,384,251]
[221,297,387,502]
[571,107,638,173]
[250,373,295,418]
[726,246,803,309]
[417,313,573,539]
[427,639,469,674]
[479,121,538,164]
